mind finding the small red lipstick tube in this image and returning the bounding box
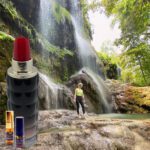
[7,37,39,148]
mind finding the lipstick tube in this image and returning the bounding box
[6,37,39,147]
[15,116,25,148]
[5,111,14,145]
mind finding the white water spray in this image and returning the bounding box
[71,17,97,70]
[71,0,97,71]
[38,0,112,113]
[39,0,52,37]
[81,68,112,113]
[71,0,112,112]
[39,73,59,109]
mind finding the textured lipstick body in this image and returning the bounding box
[7,37,39,147]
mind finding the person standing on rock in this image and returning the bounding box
[74,83,85,118]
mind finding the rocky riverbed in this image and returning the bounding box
[0,110,150,150]
[105,80,150,114]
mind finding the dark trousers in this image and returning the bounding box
[76,96,85,114]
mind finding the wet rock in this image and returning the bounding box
[0,82,7,125]
[67,68,112,114]
[38,73,74,110]
[105,79,150,114]
[11,0,40,26]
[0,110,150,150]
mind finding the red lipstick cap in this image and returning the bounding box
[13,37,31,61]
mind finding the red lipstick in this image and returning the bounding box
[13,37,31,61]
[7,37,39,148]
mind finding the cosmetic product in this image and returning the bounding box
[15,117,24,148]
[5,111,14,145]
[7,37,39,147]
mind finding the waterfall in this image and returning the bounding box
[39,0,52,37]
[71,0,112,112]
[71,17,98,71]
[81,68,112,113]
[39,73,59,109]
[38,0,112,113]
[39,0,73,110]
[39,73,73,110]
[70,0,97,72]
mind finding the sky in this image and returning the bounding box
[88,6,121,52]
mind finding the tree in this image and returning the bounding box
[97,51,119,79]
[92,0,150,85]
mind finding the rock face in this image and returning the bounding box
[0,82,7,125]
[0,32,14,82]
[11,0,40,26]
[0,0,80,81]
[0,110,150,150]
[38,73,74,110]
[11,0,76,51]
[105,79,150,114]
[67,68,112,113]
[0,2,81,119]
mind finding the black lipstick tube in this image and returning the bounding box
[7,37,39,147]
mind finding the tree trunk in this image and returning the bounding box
[137,56,147,84]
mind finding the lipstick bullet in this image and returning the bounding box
[7,37,39,147]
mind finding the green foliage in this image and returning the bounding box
[0,0,18,19]
[97,51,119,79]
[121,68,135,84]
[125,86,150,113]
[88,0,101,11]
[39,34,74,58]
[80,0,92,39]
[0,31,14,41]
[51,1,71,24]
[0,0,75,84]
[0,0,36,39]
[0,32,14,82]
[100,0,150,86]
[120,43,150,86]
[0,22,10,33]
[0,0,72,59]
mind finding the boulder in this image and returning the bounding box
[38,73,74,110]
[66,68,112,113]
[105,79,150,114]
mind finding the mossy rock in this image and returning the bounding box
[0,31,14,82]
[51,1,71,24]
[0,82,7,125]
[0,0,75,82]
[125,86,150,113]
[0,32,11,122]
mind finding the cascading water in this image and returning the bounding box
[70,0,97,72]
[39,0,52,38]
[39,73,59,109]
[71,0,112,112]
[81,68,112,113]
[39,0,74,110]
[38,0,112,113]
[71,17,98,71]
[39,0,62,109]
[39,73,73,110]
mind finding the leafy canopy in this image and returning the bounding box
[92,0,150,85]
